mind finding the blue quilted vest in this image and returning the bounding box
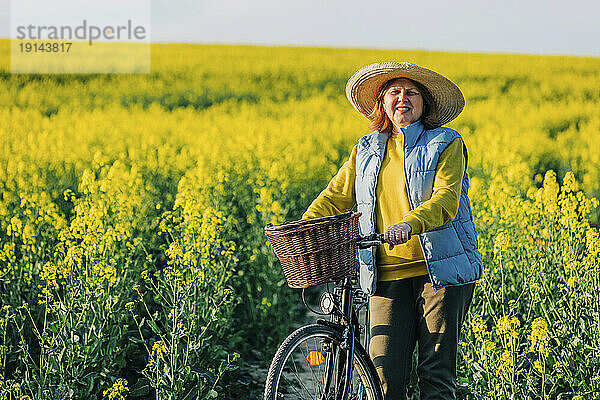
[355,119,483,294]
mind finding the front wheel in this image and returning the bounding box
[264,324,383,400]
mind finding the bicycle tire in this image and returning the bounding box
[264,324,383,400]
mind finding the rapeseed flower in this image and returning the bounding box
[103,378,128,400]
[496,316,520,340]
[528,317,550,357]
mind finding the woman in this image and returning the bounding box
[302,62,483,400]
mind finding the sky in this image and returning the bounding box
[1,0,599,56]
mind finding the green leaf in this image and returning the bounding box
[147,318,161,334]
[130,377,151,397]
[128,336,146,344]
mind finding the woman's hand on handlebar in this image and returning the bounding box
[384,222,412,250]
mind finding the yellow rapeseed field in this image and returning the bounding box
[0,40,599,399]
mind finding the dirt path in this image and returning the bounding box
[240,293,321,399]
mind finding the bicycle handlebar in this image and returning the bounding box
[357,231,413,249]
[357,233,385,249]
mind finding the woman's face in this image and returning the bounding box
[382,78,424,130]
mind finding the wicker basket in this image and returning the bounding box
[265,212,361,289]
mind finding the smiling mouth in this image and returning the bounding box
[396,106,411,112]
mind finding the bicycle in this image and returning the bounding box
[263,231,386,400]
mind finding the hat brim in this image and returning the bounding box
[345,62,465,128]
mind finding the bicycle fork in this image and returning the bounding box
[319,327,355,400]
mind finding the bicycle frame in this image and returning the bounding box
[315,234,384,400]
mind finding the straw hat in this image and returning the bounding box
[345,62,465,128]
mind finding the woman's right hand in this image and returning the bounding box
[384,222,412,250]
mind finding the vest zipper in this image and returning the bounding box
[402,140,438,292]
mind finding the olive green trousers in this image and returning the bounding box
[368,275,475,400]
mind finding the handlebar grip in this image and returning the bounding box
[380,231,412,241]
[357,231,413,249]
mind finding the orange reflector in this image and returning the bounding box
[306,351,325,366]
